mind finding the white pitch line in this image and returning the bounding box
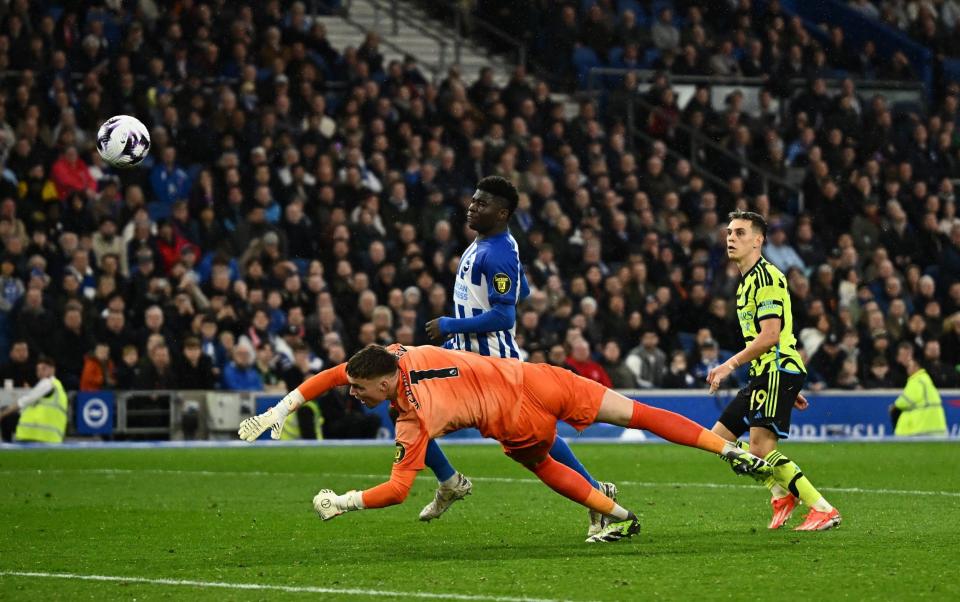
[3,467,960,498]
[0,571,587,602]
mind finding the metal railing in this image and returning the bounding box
[395,0,546,74]
[340,0,450,80]
[454,10,528,69]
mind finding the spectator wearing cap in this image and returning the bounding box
[276,322,308,368]
[808,332,846,390]
[862,355,895,388]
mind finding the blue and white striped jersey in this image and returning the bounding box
[448,231,529,359]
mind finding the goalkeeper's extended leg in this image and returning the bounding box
[595,391,772,476]
[548,435,614,537]
[522,454,639,543]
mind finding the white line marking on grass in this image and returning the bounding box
[3,467,960,498]
[0,571,588,602]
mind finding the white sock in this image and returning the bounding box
[439,473,460,488]
[811,497,833,512]
[606,503,630,521]
[770,484,790,498]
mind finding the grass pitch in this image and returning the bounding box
[1,441,958,601]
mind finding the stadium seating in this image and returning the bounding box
[0,0,957,447]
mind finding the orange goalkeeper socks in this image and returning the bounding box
[628,402,725,454]
[529,456,627,519]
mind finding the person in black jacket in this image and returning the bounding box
[176,337,216,390]
[0,339,35,441]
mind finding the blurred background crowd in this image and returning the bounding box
[0,0,958,420]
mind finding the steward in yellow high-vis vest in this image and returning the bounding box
[891,361,948,437]
[280,399,323,440]
[0,356,69,444]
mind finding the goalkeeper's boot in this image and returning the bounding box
[768,494,799,529]
[724,448,774,478]
[794,507,841,531]
[587,482,618,537]
[418,473,472,521]
[585,514,640,543]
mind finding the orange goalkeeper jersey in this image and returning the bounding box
[389,344,525,471]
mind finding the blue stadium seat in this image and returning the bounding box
[607,46,625,66]
[573,46,602,89]
[642,47,661,68]
[605,46,626,88]
[678,332,697,355]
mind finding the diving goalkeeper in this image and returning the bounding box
[240,343,771,543]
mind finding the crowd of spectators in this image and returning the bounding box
[472,0,959,88]
[0,0,958,439]
[851,0,960,58]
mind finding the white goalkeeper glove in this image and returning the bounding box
[238,389,305,442]
[313,489,364,521]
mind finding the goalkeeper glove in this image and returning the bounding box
[313,489,364,521]
[238,389,305,441]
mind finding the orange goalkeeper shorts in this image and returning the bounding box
[500,363,607,463]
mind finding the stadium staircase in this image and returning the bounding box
[317,0,512,86]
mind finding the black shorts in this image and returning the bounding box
[717,371,806,439]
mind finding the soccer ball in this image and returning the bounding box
[96,115,151,168]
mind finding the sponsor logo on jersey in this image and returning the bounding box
[399,369,420,410]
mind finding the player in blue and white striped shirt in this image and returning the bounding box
[423,176,615,536]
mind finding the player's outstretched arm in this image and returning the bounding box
[707,319,781,393]
[441,303,515,334]
[238,364,349,441]
[313,469,418,520]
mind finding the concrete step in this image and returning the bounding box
[314,0,521,85]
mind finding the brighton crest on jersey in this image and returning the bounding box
[449,231,525,358]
